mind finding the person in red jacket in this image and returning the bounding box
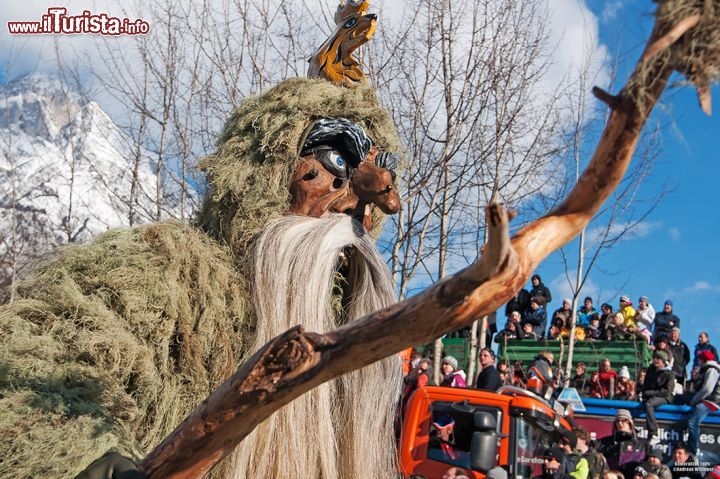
[590,359,618,399]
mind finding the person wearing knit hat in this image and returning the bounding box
[551,298,573,332]
[442,356,458,370]
[599,405,650,477]
[440,356,467,388]
[530,273,552,305]
[619,295,637,330]
[641,351,676,443]
[642,447,672,479]
[686,346,720,456]
[647,448,664,460]
[654,350,669,364]
[653,300,680,341]
[616,366,637,401]
[615,408,634,425]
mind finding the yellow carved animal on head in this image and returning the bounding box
[307,0,377,86]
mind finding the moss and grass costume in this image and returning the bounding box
[0,78,401,478]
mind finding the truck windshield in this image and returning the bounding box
[426,402,502,471]
[514,416,553,479]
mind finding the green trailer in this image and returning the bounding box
[417,337,651,382]
[497,338,652,378]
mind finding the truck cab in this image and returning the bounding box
[400,385,720,478]
[399,385,575,479]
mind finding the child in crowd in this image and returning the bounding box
[521,322,540,340]
[615,366,637,401]
[586,315,603,340]
[547,325,561,340]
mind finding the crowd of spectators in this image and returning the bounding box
[499,279,689,346]
[402,272,720,477]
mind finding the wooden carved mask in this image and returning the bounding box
[288,118,400,230]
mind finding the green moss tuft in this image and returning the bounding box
[0,224,251,477]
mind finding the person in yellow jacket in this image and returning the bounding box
[558,433,589,479]
[619,295,637,329]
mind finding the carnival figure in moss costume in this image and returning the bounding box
[0,2,404,477]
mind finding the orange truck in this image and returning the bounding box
[400,385,720,479]
[399,385,575,479]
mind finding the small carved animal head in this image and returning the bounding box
[308,1,378,86]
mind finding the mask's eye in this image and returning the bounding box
[316,149,349,178]
[344,17,358,28]
[332,152,346,169]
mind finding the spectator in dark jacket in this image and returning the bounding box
[495,317,520,343]
[402,358,435,408]
[541,447,572,479]
[600,303,614,328]
[506,288,531,317]
[653,300,680,341]
[667,443,702,479]
[530,274,552,305]
[668,328,691,385]
[552,299,573,331]
[528,351,554,395]
[523,296,548,338]
[586,316,603,341]
[521,321,540,340]
[571,362,589,395]
[641,351,675,441]
[476,348,502,392]
[693,331,718,368]
[598,409,649,478]
[638,448,671,479]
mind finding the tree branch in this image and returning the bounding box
[641,14,701,62]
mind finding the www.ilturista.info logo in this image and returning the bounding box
[8,8,150,35]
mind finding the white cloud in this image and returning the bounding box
[601,0,623,22]
[664,281,720,299]
[585,220,661,246]
[549,272,600,306]
[669,227,681,241]
[684,281,717,293]
[545,0,610,88]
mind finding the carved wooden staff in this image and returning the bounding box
[139,4,716,478]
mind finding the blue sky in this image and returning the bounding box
[522,1,720,351]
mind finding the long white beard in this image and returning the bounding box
[226,214,402,478]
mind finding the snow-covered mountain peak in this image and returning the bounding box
[0,73,167,250]
[0,73,86,140]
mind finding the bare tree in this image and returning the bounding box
[370,0,575,383]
